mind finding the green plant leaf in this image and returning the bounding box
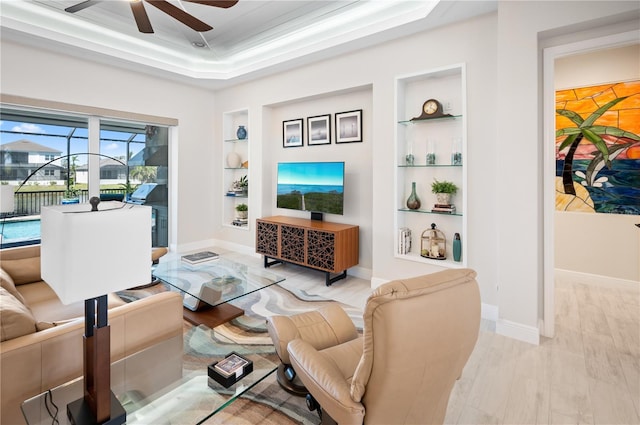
[581,128,610,167]
[556,109,585,126]
[580,96,628,128]
[556,128,582,137]
[588,125,640,141]
[558,133,579,152]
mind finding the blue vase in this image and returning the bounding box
[236,126,247,140]
[453,233,461,262]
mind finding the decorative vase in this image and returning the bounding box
[226,152,241,168]
[453,233,462,262]
[406,182,421,210]
[236,125,247,140]
[436,193,451,205]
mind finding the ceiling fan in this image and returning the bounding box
[64,0,239,34]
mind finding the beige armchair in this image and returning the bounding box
[274,268,481,425]
[267,303,359,395]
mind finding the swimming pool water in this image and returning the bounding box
[0,219,41,242]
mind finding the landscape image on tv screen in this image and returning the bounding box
[277,162,344,215]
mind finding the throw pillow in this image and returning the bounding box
[0,268,27,304]
[0,256,41,285]
[0,287,38,341]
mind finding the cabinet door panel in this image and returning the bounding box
[307,230,335,271]
[281,225,305,263]
[256,221,278,256]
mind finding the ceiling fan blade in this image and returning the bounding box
[145,0,213,32]
[183,0,239,8]
[130,1,154,34]
[65,0,102,13]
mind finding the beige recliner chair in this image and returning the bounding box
[270,268,481,425]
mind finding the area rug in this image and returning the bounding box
[118,280,362,425]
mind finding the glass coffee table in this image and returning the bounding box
[152,254,285,328]
[22,334,279,425]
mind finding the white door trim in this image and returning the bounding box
[541,29,640,338]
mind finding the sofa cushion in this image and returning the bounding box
[1,257,41,285]
[0,268,27,305]
[0,287,37,341]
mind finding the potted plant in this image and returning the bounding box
[62,186,80,204]
[431,179,458,205]
[120,180,137,202]
[232,175,248,195]
[235,203,248,219]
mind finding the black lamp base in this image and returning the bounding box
[67,392,126,425]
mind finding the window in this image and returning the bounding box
[0,108,169,248]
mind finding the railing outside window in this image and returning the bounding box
[8,189,126,216]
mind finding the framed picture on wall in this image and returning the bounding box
[283,118,304,148]
[335,109,362,143]
[307,114,331,145]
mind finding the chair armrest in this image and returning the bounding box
[266,315,300,363]
[268,303,359,365]
[288,339,364,425]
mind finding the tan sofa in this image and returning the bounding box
[0,245,184,425]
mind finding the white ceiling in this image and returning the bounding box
[0,0,497,89]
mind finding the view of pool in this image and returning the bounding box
[0,219,41,243]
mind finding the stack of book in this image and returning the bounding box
[181,251,219,264]
[398,227,412,254]
[431,204,456,214]
[232,218,248,227]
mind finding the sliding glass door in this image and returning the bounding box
[0,108,169,248]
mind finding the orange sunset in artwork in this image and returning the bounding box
[555,80,640,214]
[556,80,640,159]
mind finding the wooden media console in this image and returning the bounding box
[256,216,359,286]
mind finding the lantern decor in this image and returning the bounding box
[421,223,447,260]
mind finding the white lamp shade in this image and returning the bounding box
[41,202,151,305]
[1,185,15,213]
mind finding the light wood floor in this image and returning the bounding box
[203,251,640,424]
[444,273,640,425]
[275,264,640,424]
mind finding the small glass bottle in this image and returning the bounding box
[426,139,436,165]
[405,139,415,166]
[451,137,462,165]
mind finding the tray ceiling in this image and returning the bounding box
[0,1,497,88]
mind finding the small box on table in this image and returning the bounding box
[208,352,253,388]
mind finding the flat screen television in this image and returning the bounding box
[277,161,344,216]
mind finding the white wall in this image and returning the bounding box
[554,44,640,282]
[212,1,639,343]
[2,1,638,344]
[212,85,374,273]
[496,1,639,342]
[0,40,217,250]
[213,12,501,305]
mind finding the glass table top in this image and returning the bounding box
[22,333,278,425]
[152,255,285,309]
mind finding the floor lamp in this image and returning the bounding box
[41,198,151,425]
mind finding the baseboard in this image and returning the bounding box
[481,303,498,322]
[370,277,389,289]
[347,265,372,282]
[496,318,540,345]
[177,239,260,258]
[555,268,639,288]
[183,239,373,280]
